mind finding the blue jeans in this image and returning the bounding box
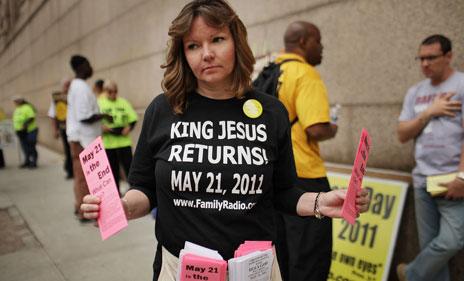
[17,129,38,166]
[406,187,464,281]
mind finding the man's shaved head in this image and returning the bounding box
[284,21,315,46]
[283,21,323,66]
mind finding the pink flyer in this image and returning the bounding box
[180,254,227,281]
[341,129,371,224]
[79,137,128,240]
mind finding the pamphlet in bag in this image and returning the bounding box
[177,242,227,281]
[229,241,274,281]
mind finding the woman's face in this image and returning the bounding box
[183,16,235,91]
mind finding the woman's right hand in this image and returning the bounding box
[80,194,101,220]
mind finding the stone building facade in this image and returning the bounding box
[0,0,463,280]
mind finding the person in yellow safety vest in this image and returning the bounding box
[98,80,138,195]
[12,96,38,168]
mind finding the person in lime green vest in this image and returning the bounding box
[12,95,38,168]
[98,80,138,194]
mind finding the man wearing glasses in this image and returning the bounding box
[396,35,464,281]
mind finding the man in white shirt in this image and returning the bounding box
[67,55,111,222]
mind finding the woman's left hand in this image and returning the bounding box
[319,188,370,218]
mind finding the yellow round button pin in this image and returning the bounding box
[243,99,263,119]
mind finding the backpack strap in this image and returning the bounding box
[291,117,299,126]
[278,58,301,126]
[277,58,300,66]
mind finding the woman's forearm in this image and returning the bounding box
[122,189,151,220]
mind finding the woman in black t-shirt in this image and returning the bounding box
[81,1,369,280]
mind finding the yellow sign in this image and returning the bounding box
[328,172,408,281]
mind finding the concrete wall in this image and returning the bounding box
[1,0,464,280]
[1,0,463,170]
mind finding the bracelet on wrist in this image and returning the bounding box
[314,192,325,219]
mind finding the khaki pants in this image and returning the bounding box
[158,246,283,281]
[70,142,90,217]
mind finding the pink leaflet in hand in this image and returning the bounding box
[79,136,128,240]
[341,129,371,224]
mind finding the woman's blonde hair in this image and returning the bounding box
[161,0,255,114]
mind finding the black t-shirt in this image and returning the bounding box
[128,90,304,260]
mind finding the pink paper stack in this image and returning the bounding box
[234,240,273,257]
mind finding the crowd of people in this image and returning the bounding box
[5,0,463,281]
[18,54,137,223]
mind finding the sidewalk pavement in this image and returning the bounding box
[0,144,157,281]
